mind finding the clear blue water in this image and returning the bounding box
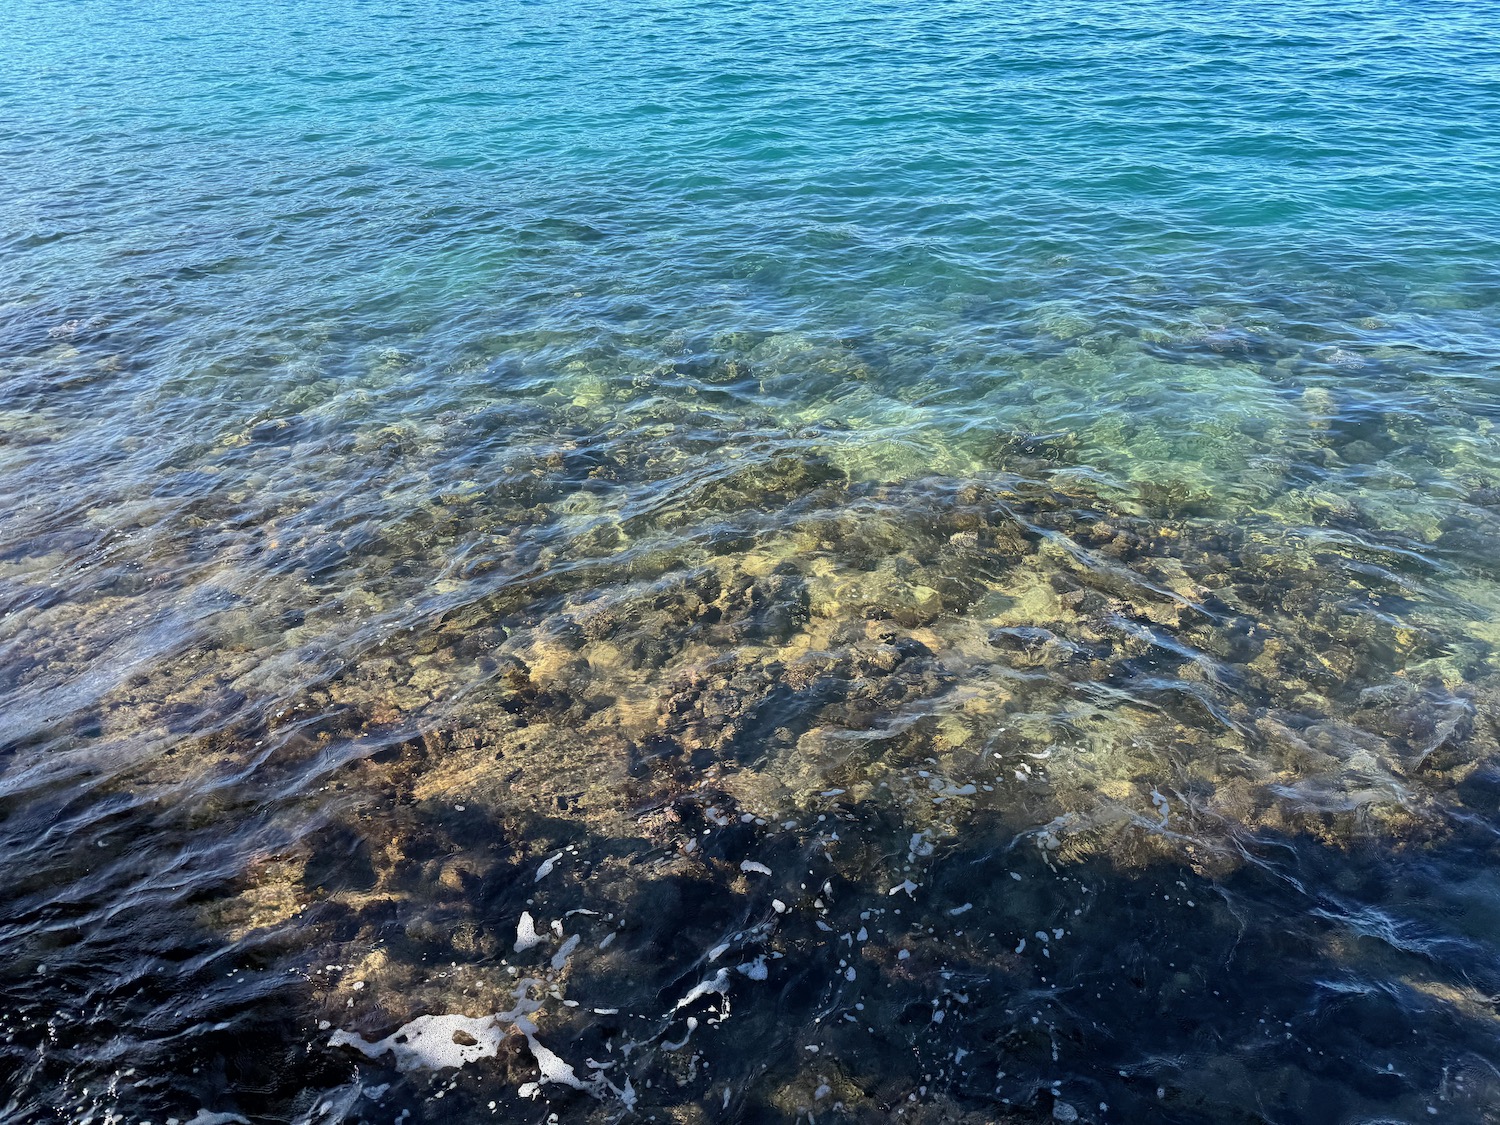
[3,2,1500,1122]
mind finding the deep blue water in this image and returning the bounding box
[3,2,1500,1123]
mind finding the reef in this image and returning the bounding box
[4,315,1500,1125]
[2,363,1500,1125]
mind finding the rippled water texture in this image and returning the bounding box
[4,1,1500,1122]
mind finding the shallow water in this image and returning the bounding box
[3,1,1500,1122]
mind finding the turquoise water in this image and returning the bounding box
[4,1,1500,1122]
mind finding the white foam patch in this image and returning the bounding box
[330,983,546,1073]
[526,1034,587,1090]
[515,1032,630,1102]
[185,1113,250,1125]
[551,933,581,970]
[662,1015,698,1051]
[737,955,768,981]
[535,851,564,881]
[329,1014,504,1072]
[1151,787,1171,827]
[739,860,773,876]
[515,911,543,953]
[675,968,731,1011]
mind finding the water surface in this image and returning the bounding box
[3,1,1500,1122]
